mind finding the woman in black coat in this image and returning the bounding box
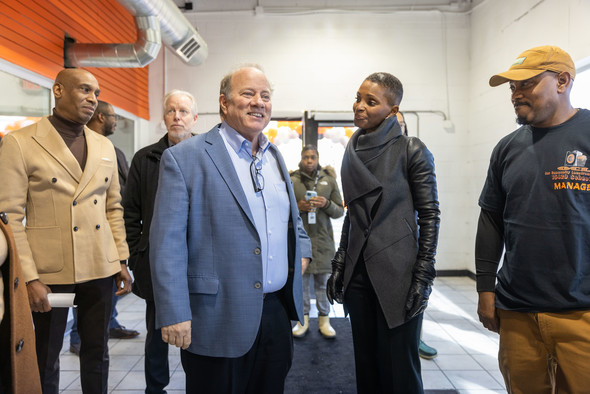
[327,72,440,393]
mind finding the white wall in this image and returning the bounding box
[144,0,590,273]
[466,0,590,271]
[150,10,470,132]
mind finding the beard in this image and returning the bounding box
[514,102,531,125]
[515,115,530,125]
[103,125,115,136]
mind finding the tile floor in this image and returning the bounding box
[58,276,506,393]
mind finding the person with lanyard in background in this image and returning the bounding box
[290,145,344,339]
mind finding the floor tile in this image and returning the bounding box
[422,370,455,390]
[59,371,79,390]
[109,355,142,371]
[487,368,506,387]
[168,371,186,390]
[420,358,440,371]
[111,391,145,394]
[471,354,500,371]
[445,370,504,390]
[109,339,148,356]
[59,354,80,371]
[112,371,145,390]
[424,339,469,355]
[63,371,127,392]
[435,354,483,371]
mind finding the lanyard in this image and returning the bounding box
[311,172,319,191]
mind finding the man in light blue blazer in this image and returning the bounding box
[150,64,311,394]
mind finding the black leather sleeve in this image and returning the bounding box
[404,138,440,318]
[335,211,350,257]
[407,138,440,285]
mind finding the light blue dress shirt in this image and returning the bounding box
[219,122,290,293]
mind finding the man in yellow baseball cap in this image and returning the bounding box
[476,45,590,393]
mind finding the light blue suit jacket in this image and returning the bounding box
[149,125,311,358]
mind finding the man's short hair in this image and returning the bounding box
[163,89,198,115]
[90,100,111,123]
[365,72,403,106]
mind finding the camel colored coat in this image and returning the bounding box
[0,117,129,284]
[0,212,42,393]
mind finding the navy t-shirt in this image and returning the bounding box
[479,109,590,312]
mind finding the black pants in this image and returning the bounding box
[345,262,423,394]
[33,277,113,394]
[180,292,293,394]
[144,299,170,394]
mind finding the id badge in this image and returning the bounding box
[306,190,318,224]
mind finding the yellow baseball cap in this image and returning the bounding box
[489,45,576,87]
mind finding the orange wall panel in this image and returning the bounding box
[0,0,150,119]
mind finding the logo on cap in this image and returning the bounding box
[512,57,526,66]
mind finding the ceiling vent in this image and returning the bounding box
[177,36,201,62]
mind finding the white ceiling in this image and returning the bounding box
[173,0,485,14]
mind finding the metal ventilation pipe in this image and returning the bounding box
[63,0,208,68]
[64,15,161,68]
[118,0,208,66]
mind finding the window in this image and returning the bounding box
[0,69,51,138]
[263,120,303,171]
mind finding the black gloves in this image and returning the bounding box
[326,249,345,304]
[405,278,432,319]
[328,212,350,305]
[405,253,436,319]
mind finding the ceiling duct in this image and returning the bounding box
[63,0,208,68]
[64,15,161,68]
[118,0,208,66]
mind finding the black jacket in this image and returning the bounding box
[114,146,129,194]
[340,116,440,329]
[122,135,169,300]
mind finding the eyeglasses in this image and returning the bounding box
[103,113,120,120]
[250,155,264,193]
